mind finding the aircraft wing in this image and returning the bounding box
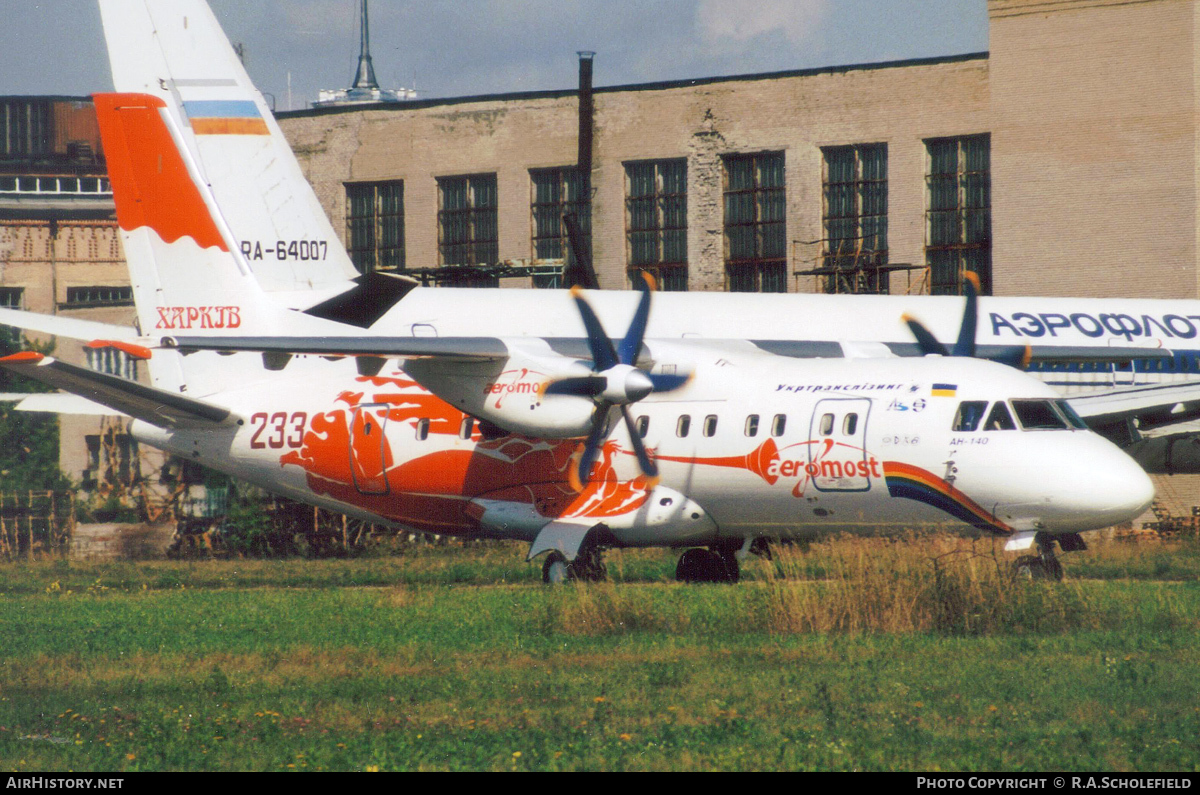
[1067,382,1200,436]
[0,353,232,428]
[0,392,127,416]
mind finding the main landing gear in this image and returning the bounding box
[1012,532,1085,582]
[674,547,739,583]
[541,547,608,584]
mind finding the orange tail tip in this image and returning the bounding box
[0,351,46,364]
[86,340,153,360]
[91,93,227,252]
[640,270,658,291]
[964,271,982,291]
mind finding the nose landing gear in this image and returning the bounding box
[1012,532,1084,582]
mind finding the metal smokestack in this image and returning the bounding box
[353,0,379,90]
[577,51,595,175]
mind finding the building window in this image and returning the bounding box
[926,134,991,296]
[86,347,138,381]
[530,167,589,289]
[626,159,687,291]
[0,287,23,309]
[723,152,787,293]
[438,174,498,268]
[65,286,133,307]
[822,143,888,294]
[345,181,404,273]
[0,287,23,344]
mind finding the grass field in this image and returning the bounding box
[1,535,1198,772]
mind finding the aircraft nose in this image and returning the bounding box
[1042,436,1155,531]
[993,434,1155,533]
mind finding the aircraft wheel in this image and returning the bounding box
[675,548,710,583]
[715,548,740,583]
[676,548,738,583]
[1013,555,1064,582]
[572,546,608,582]
[543,551,573,584]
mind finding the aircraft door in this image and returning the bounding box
[808,398,873,492]
[350,404,390,495]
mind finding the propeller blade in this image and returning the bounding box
[621,405,658,479]
[562,213,600,289]
[989,344,1033,370]
[647,372,690,393]
[571,403,612,490]
[543,375,606,397]
[952,271,981,358]
[618,271,654,366]
[570,287,619,371]
[901,314,949,357]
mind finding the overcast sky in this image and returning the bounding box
[3,0,988,111]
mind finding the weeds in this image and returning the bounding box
[1,536,1199,770]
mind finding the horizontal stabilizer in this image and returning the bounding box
[162,335,509,361]
[0,353,232,428]
[0,307,138,342]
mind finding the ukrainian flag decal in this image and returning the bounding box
[183,100,269,136]
[931,383,957,397]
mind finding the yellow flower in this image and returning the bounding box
[619,733,632,741]
[594,696,606,703]
[512,751,522,758]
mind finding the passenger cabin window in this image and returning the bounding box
[416,419,430,440]
[772,414,787,437]
[842,413,858,436]
[953,401,988,432]
[636,415,650,438]
[677,415,691,437]
[703,415,718,437]
[745,415,759,437]
[983,401,1016,431]
[1011,399,1069,431]
[819,413,834,436]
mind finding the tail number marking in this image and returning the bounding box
[240,240,329,261]
[249,412,308,450]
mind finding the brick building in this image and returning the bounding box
[278,0,1200,302]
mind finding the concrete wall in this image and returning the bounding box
[989,0,1199,297]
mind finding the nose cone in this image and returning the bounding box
[996,434,1156,533]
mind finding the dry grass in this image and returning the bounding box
[759,535,1095,635]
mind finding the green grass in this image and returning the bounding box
[1,537,1198,771]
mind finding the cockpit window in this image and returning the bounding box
[1055,400,1089,430]
[952,401,988,432]
[983,401,1016,431]
[1011,399,1069,430]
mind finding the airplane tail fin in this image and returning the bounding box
[97,0,362,306]
[93,92,354,395]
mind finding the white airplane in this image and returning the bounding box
[0,0,1162,582]
[47,0,1200,472]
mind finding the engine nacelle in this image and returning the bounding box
[401,340,598,438]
